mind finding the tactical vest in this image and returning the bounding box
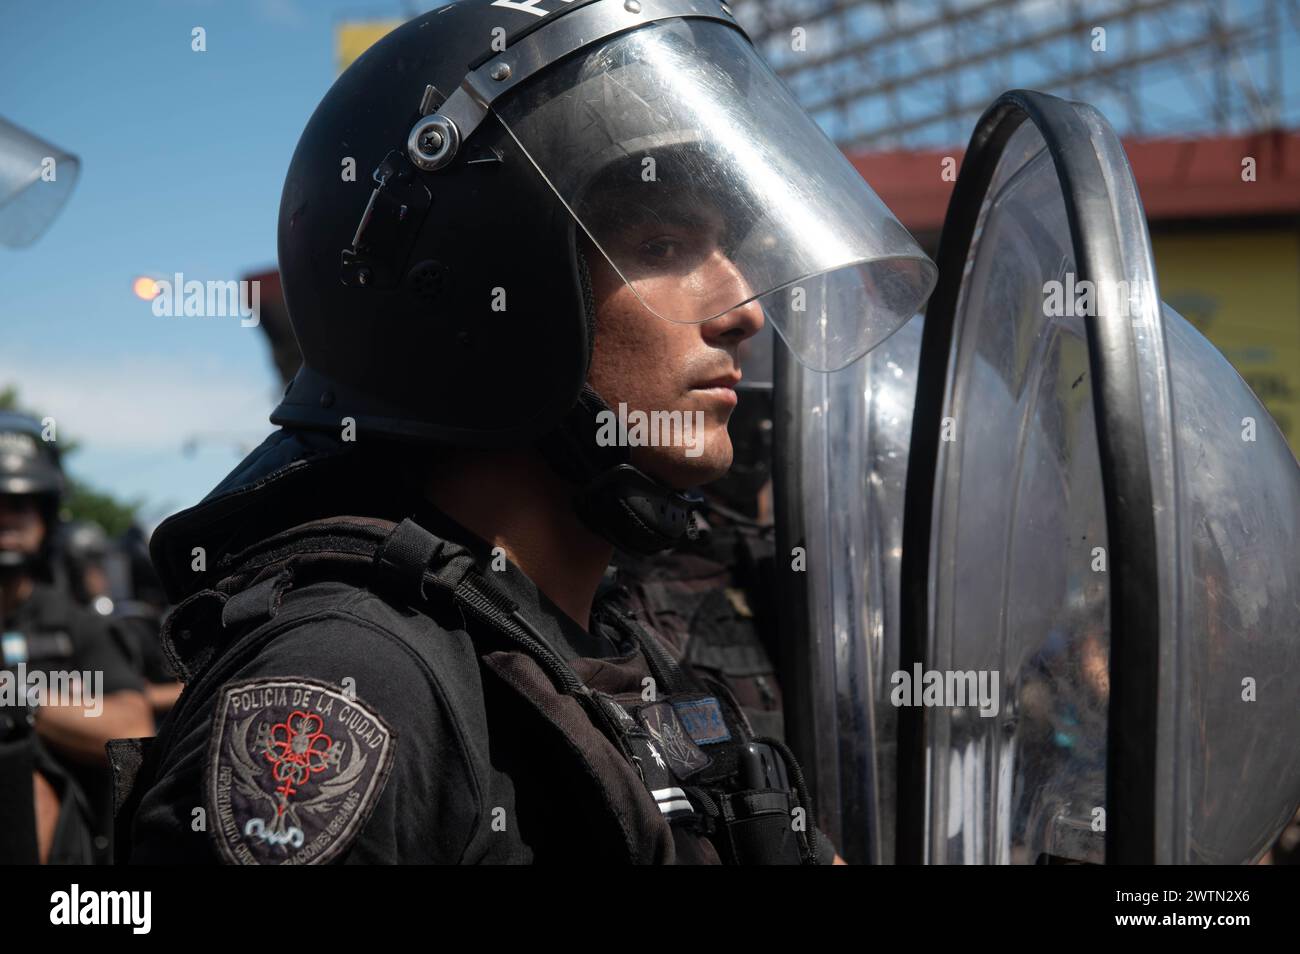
[616,515,785,741]
[113,516,826,865]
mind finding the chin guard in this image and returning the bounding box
[573,464,698,556]
[537,386,699,556]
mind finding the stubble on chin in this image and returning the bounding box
[633,428,733,490]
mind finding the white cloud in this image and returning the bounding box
[0,348,277,452]
[257,0,309,27]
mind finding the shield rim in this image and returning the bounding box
[897,89,1167,865]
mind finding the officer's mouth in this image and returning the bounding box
[689,373,740,409]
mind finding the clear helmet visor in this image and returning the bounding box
[0,116,80,248]
[494,18,937,372]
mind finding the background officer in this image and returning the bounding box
[0,411,153,863]
[54,519,183,719]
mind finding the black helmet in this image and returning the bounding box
[270,0,934,552]
[272,0,594,445]
[0,411,64,569]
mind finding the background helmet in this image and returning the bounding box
[0,411,64,570]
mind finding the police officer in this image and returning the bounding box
[0,412,153,863]
[55,519,183,718]
[118,0,935,864]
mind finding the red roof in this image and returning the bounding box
[850,129,1300,236]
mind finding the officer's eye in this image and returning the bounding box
[639,236,686,262]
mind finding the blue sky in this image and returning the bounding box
[0,0,433,525]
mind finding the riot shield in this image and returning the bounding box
[776,89,1300,865]
[774,313,923,865]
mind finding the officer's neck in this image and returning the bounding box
[422,448,613,632]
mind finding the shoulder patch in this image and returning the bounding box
[205,678,397,865]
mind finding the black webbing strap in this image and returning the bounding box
[373,518,445,602]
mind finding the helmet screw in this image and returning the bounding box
[357,267,371,286]
[624,0,642,11]
[490,62,512,82]
[407,114,460,171]
[320,391,335,409]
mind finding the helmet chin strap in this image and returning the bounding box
[546,245,699,555]
[537,385,699,556]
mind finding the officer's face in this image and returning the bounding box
[582,221,765,490]
[0,496,45,555]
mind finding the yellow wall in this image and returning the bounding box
[1153,229,1300,449]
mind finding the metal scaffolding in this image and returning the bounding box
[729,0,1299,149]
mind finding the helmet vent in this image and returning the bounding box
[407,259,446,301]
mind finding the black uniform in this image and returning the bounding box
[3,582,144,863]
[118,433,834,865]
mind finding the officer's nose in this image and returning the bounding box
[698,251,765,348]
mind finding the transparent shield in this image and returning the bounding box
[782,312,924,863]
[922,99,1300,864]
[779,91,1300,866]
[494,18,935,371]
[926,121,1110,864]
[1164,303,1300,863]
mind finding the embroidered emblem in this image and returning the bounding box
[647,742,667,771]
[672,696,732,745]
[625,729,697,821]
[639,701,712,778]
[206,678,396,865]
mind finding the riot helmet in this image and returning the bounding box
[270,0,935,553]
[0,412,64,571]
